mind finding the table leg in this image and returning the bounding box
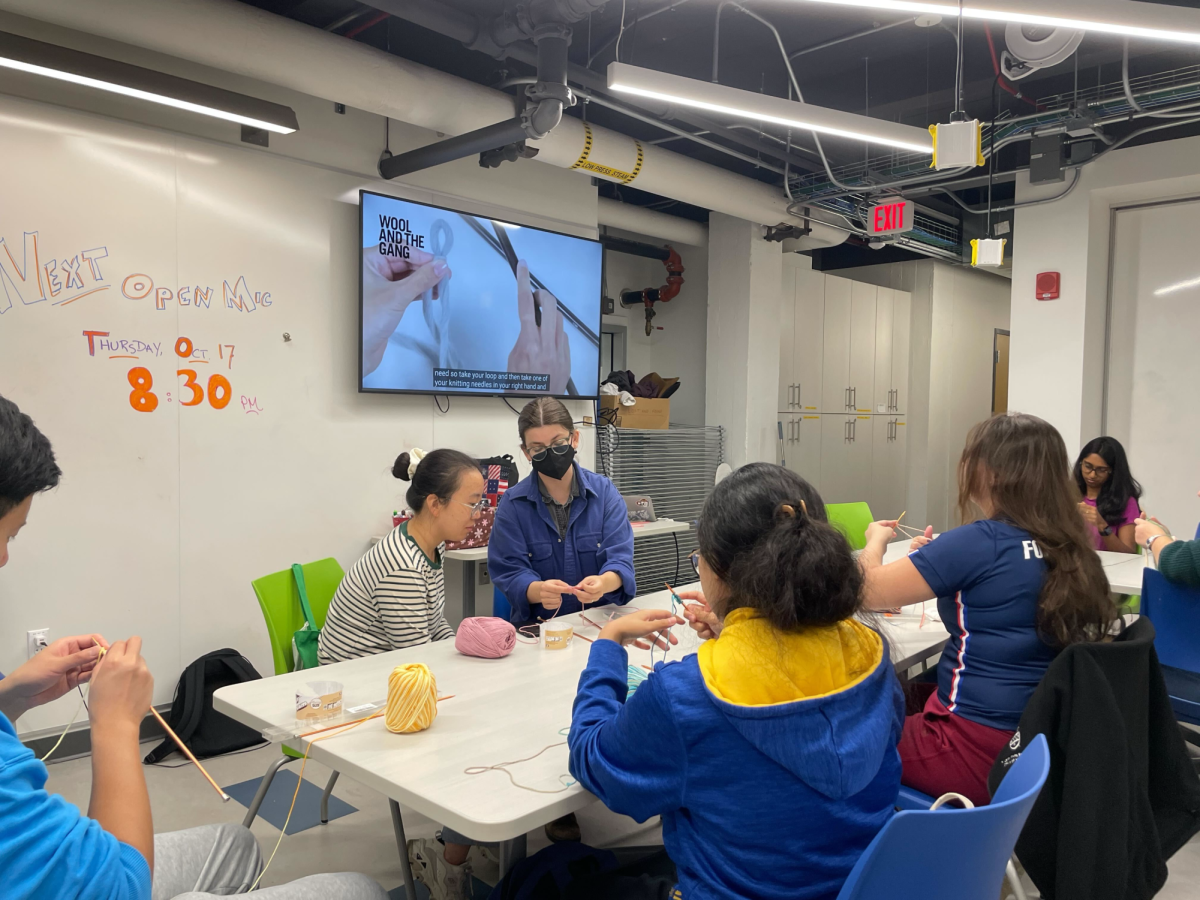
[389,799,417,900]
[462,559,477,619]
[498,833,527,878]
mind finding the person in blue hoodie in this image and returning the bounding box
[0,393,388,900]
[567,462,904,900]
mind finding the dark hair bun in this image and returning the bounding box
[393,452,412,481]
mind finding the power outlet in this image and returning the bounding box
[26,629,49,659]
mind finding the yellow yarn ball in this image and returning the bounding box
[386,663,438,734]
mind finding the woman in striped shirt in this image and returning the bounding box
[318,448,484,664]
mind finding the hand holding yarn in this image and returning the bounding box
[455,617,517,658]
[386,663,438,734]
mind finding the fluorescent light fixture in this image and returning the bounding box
[607,62,933,154]
[0,31,298,134]
[787,0,1200,45]
[1154,275,1200,297]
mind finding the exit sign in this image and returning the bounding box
[868,199,914,236]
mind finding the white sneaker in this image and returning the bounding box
[467,844,501,886]
[407,838,471,900]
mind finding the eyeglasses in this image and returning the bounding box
[689,550,701,576]
[459,498,489,513]
[527,438,573,462]
[1081,461,1112,478]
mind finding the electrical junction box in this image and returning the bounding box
[931,120,983,170]
[1036,272,1060,300]
[971,238,1006,268]
[1030,134,1065,184]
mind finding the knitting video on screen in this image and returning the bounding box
[360,192,603,398]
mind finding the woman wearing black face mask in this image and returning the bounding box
[487,397,636,624]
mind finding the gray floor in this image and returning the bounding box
[42,742,1200,897]
[43,740,662,894]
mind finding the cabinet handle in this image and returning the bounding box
[790,419,796,443]
[789,384,797,407]
[796,382,801,408]
[851,386,857,409]
[852,418,857,442]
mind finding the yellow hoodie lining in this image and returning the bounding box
[697,608,883,708]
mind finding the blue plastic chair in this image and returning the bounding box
[1140,568,1200,739]
[839,734,1050,900]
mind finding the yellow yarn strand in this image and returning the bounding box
[386,664,438,734]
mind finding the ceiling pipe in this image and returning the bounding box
[380,24,574,178]
[0,0,847,245]
[363,0,823,173]
[597,197,707,246]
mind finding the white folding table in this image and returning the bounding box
[214,582,947,899]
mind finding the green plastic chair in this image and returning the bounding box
[251,558,344,677]
[243,558,345,828]
[826,502,875,551]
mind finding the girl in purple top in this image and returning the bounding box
[1074,436,1142,554]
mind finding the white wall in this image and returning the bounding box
[601,231,707,426]
[1010,133,1200,454]
[0,11,602,734]
[830,259,1009,532]
[706,215,782,468]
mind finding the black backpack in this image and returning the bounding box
[143,648,267,764]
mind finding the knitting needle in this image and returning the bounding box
[297,695,459,740]
[150,707,232,802]
[94,643,229,802]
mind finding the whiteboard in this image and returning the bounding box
[1106,198,1200,541]
[0,95,596,734]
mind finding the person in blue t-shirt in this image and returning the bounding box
[0,393,387,900]
[858,413,1117,805]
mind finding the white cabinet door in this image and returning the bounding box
[820,415,851,504]
[891,290,911,414]
[873,287,894,414]
[871,416,908,519]
[779,266,796,412]
[789,414,823,489]
[820,414,873,504]
[849,281,877,414]
[794,266,825,412]
[822,276,852,413]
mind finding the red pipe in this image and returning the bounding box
[984,23,1041,111]
[344,10,390,39]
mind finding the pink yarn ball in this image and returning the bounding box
[455,617,517,658]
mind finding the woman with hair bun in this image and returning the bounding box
[318,448,484,664]
[566,463,903,900]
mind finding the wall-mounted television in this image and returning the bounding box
[359,190,603,399]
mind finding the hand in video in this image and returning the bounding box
[508,260,571,395]
[362,247,451,377]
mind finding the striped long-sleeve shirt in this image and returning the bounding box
[318,523,454,663]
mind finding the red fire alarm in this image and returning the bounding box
[1036,272,1060,300]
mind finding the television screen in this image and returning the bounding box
[359,191,603,398]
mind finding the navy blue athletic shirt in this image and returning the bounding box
[908,519,1057,731]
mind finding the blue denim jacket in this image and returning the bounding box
[488,464,636,622]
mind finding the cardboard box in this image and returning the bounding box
[600,395,670,430]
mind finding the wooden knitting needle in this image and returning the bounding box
[149,707,231,802]
[95,643,230,802]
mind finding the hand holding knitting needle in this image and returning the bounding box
[599,609,683,652]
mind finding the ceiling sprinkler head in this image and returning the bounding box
[914,14,943,27]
